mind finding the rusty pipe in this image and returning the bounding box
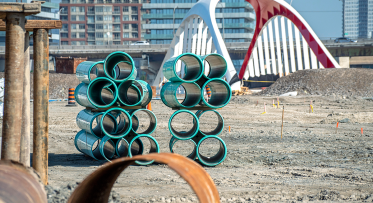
[0,160,47,203]
[1,13,26,162]
[20,31,31,167]
[68,153,220,203]
[32,28,49,185]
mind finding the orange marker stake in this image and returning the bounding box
[229,126,231,133]
[336,122,339,134]
[361,128,363,135]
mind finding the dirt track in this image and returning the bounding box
[43,95,373,202]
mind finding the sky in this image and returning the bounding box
[284,0,343,39]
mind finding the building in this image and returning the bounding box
[0,0,61,46]
[342,0,373,39]
[59,0,146,45]
[142,0,255,44]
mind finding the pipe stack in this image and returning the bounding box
[74,51,159,165]
[161,53,231,166]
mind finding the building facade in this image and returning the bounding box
[59,0,146,45]
[142,0,255,44]
[0,0,61,46]
[342,0,373,39]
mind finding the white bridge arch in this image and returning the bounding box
[153,0,340,90]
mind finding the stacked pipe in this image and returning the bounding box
[161,53,231,166]
[73,51,159,165]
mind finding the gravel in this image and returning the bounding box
[45,182,122,203]
[259,68,373,97]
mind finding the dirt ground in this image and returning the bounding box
[32,94,373,202]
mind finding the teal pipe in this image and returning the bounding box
[163,53,204,83]
[87,77,118,108]
[200,78,232,109]
[127,134,159,165]
[195,110,224,136]
[99,135,116,161]
[100,108,132,139]
[76,61,104,84]
[169,136,197,160]
[195,135,227,167]
[104,51,137,82]
[161,82,201,108]
[130,109,157,135]
[168,110,199,140]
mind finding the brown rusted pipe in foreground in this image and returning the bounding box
[32,28,49,185]
[20,31,31,167]
[1,13,26,162]
[0,160,47,203]
[68,153,220,203]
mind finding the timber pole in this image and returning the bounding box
[32,28,49,185]
[20,31,30,166]
[1,13,26,162]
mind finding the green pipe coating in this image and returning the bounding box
[168,110,199,140]
[163,53,204,83]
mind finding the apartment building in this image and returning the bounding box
[142,0,255,44]
[59,0,146,45]
[342,0,373,39]
[0,0,61,46]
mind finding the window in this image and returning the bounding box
[62,24,68,31]
[131,6,138,13]
[71,33,77,38]
[96,32,103,38]
[113,24,120,31]
[79,16,85,21]
[104,15,111,21]
[104,32,111,38]
[96,24,103,29]
[104,24,112,30]
[79,24,85,29]
[113,41,120,45]
[71,7,76,12]
[132,15,138,21]
[123,15,129,21]
[60,16,68,21]
[104,6,112,12]
[61,41,69,45]
[113,16,120,22]
[123,32,129,38]
[95,6,103,12]
[96,15,103,21]
[71,24,77,29]
[60,6,68,14]
[132,33,138,38]
[61,33,68,38]
[71,15,76,21]
[113,33,120,39]
[123,24,129,29]
[96,41,104,45]
[79,32,85,38]
[88,6,94,14]
[114,6,120,13]
[41,7,51,12]
[87,16,95,23]
[88,33,95,39]
[71,41,77,45]
[123,41,130,45]
[78,6,85,12]
[123,6,129,12]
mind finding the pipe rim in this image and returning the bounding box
[104,51,136,82]
[89,112,117,138]
[88,61,104,82]
[169,136,197,160]
[130,109,157,135]
[118,81,143,106]
[196,136,227,166]
[171,53,204,83]
[200,78,232,109]
[128,134,160,165]
[161,82,201,108]
[99,136,116,161]
[200,53,227,79]
[100,108,132,139]
[195,110,224,136]
[168,110,199,140]
[87,77,118,108]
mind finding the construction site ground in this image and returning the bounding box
[42,95,373,202]
[1,69,373,202]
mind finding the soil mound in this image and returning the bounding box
[260,68,373,97]
[0,72,80,99]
